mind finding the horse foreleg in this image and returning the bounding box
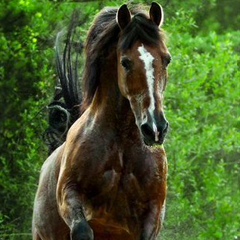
[57,182,94,240]
[71,219,94,240]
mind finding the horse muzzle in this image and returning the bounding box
[140,114,168,146]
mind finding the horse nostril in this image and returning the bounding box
[141,123,153,138]
[140,118,168,146]
[162,121,169,134]
[157,121,168,137]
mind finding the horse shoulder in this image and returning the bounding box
[34,145,64,214]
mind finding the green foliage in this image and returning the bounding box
[0,0,83,238]
[0,0,107,238]
[162,19,240,240]
[0,0,239,239]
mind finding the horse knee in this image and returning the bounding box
[71,220,94,240]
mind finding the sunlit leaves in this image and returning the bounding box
[163,21,240,240]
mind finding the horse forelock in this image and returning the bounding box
[81,6,165,112]
[119,13,163,51]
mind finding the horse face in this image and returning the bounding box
[117,3,171,146]
[118,42,171,145]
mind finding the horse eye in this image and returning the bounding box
[121,57,132,71]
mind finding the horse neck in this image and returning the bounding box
[89,51,138,139]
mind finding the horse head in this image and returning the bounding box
[116,3,171,146]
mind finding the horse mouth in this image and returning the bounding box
[140,124,167,146]
[143,135,165,146]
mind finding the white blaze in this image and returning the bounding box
[138,44,159,141]
[138,45,155,113]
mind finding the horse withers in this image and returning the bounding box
[32,2,171,240]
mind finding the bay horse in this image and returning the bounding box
[32,2,171,240]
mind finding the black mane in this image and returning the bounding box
[81,6,164,110]
[81,8,119,110]
[44,10,83,153]
[120,13,161,51]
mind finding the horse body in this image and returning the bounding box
[33,3,170,239]
[33,98,167,239]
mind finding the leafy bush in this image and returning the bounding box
[0,1,81,238]
[162,14,240,240]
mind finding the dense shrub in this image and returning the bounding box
[162,12,240,240]
[0,1,86,238]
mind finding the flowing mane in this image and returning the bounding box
[81,6,165,111]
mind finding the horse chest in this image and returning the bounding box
[84,149,160,218]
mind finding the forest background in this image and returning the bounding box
[0,0,239,239]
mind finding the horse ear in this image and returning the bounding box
[117,4,131,30]
[149,2,164,27]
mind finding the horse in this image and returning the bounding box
[32,2,171,240]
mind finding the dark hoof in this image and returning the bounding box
[71,220,94,240]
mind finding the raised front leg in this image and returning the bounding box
[71,219,94,240]
[57,173,94,240]
[140,199,166,240]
